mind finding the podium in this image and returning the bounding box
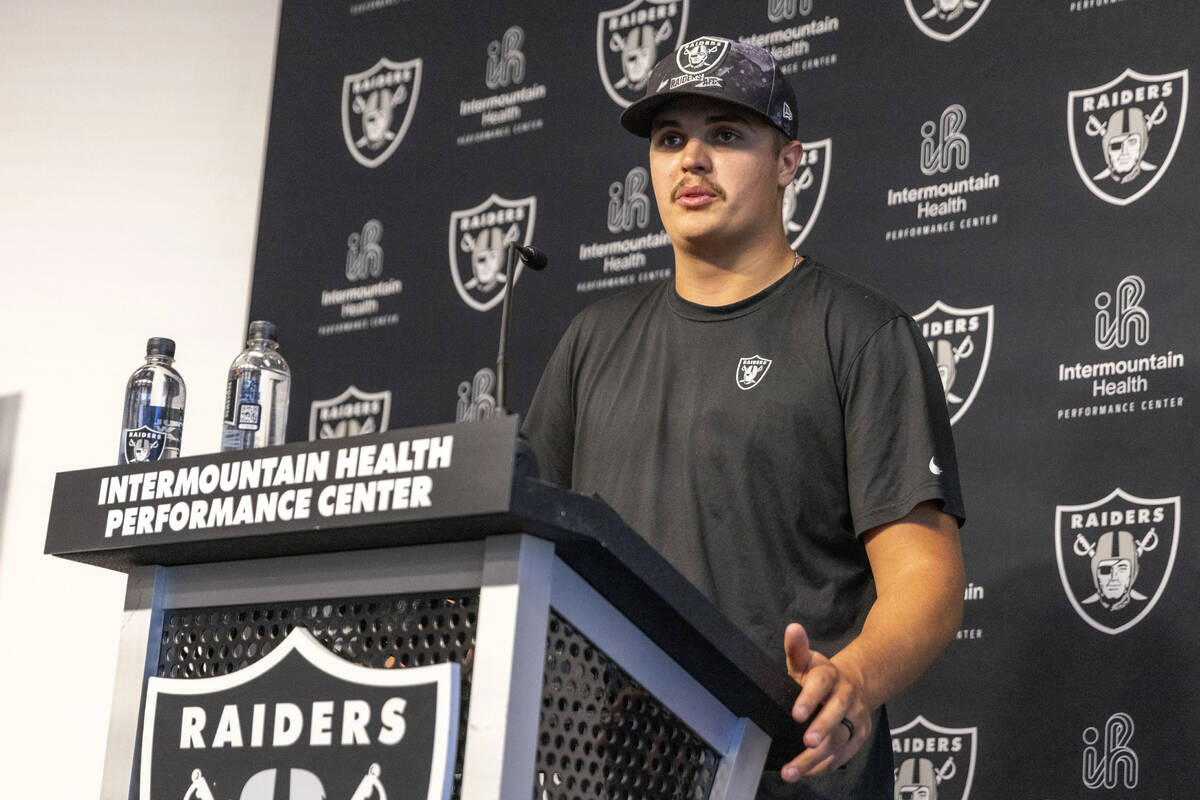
[46,416,804,799]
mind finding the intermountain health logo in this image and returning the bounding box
[914,301,994,425]
[309,385,392,441]
[1082,712,1139,789]
[1068,68,1188,205]
[341,57,422,168]
[448,193,537,311]
[456,367,500,422]
[1055,488,1180,634]
[1056,274,1186,420]
[784,138,831,249]
[140,627,458,800]
[457,25,548,147]
[318,219,403,337]
[885,103,1000,242]
[596,0,689,107]
[890,716,977,800]
[769,0,813,23]
[903,0,991,42]
[578,167,671,295]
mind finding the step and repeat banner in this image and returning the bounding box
[248,2,1198,797]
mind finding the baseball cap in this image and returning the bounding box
[620,36,799,140]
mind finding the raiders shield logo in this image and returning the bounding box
[903,0,991,42]
[676,36,729,75]
[736,355,772,390]
[913,301,994,426]
[308,385,392,441]
[596,0,690,107]
[1055,488,1180,635]
[341,57,423,169]
[124,425,166,463]
[448,193,537,312]
[890,715,978,800]
[1068,68,1189,206]
[784,138,832,249]
[140,628,459,800]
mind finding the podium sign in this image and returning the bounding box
[141,629,459,800]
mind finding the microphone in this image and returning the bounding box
[496,243,548,415]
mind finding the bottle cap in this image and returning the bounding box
[248,320,278,342]
[146,337,176,358]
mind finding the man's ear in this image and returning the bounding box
[778,140,805,188]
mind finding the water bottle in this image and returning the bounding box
[118,337,185,464]
[221,320,291,451]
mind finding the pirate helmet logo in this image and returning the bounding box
[1068,68,1189,205]
[890,716,978,800]
[308,385,392,441]
[913,301,994,426]
[903,0,992,42]
[782,138,832,250]
[676,36,729,75]
[448,194,537,312]
[341,57,423,169]
[140,628,458,800]
[595,0,690,107]
[1055,488,1180,635]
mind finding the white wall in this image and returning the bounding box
[0,2,280,794]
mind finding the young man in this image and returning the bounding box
[521,37,966,798]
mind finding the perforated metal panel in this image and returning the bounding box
[156,590,477,797]
[534,611,719,800]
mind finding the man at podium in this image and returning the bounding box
[522,36,966,800]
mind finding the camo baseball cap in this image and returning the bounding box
[620,36,798,140]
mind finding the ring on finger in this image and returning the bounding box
[840,718,855,739]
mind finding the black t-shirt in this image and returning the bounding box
[521,258,965,799]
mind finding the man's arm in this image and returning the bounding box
[780,500,965,781]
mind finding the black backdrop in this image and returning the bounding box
[248,2,1199,796]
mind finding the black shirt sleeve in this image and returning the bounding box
[840,316,966,534]
[519,315,580,488]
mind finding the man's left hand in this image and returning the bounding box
[780,622,871,781]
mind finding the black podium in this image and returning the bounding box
[46,416,803,799]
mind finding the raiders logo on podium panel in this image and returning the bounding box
[309,385,392,441]
[341,57,423,169]
[140,627,458,800]
[448,194,537,312]
[890,715,978,800]
[1068,68,1189,206]
[913,301,994,426]
[903,0,992,42]
[784,138,831,250]
[1055,488,1180,635]
[595,0,690,107]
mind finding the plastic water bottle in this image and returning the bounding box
[118,337,185,464]
[221,320,291,451]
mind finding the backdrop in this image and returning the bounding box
[247,2,1199,797]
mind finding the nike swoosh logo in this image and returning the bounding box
[929,458,943,476]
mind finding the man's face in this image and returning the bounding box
[1108,133,1142,174]
[1095,557,1133,599]
[648,96,797,251]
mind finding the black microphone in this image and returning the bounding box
[496,243,549,414]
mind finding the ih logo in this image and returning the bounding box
[596,0,690,107]
[914,301,994,426]
[140,628,458,800]
[921,104,969,176]
[1055,488,1180,635]
[341,57,423,169]
[486,25,526,90]
[309,385,392,441]
[1094,274,1148,351]
[1082,712,1139,790]
[608,167,652,234]
[768,0,813,23]
[784,138,831,249]
[904,0,991,42]
[346,219,384,281]
[736,355,772,390]
[448,193,537,312]
[890,716,977,800]
[456,367,500,422]
[1068,68,1188,205]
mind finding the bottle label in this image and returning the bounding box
[237,402,262,430]
[122,425,167,463]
